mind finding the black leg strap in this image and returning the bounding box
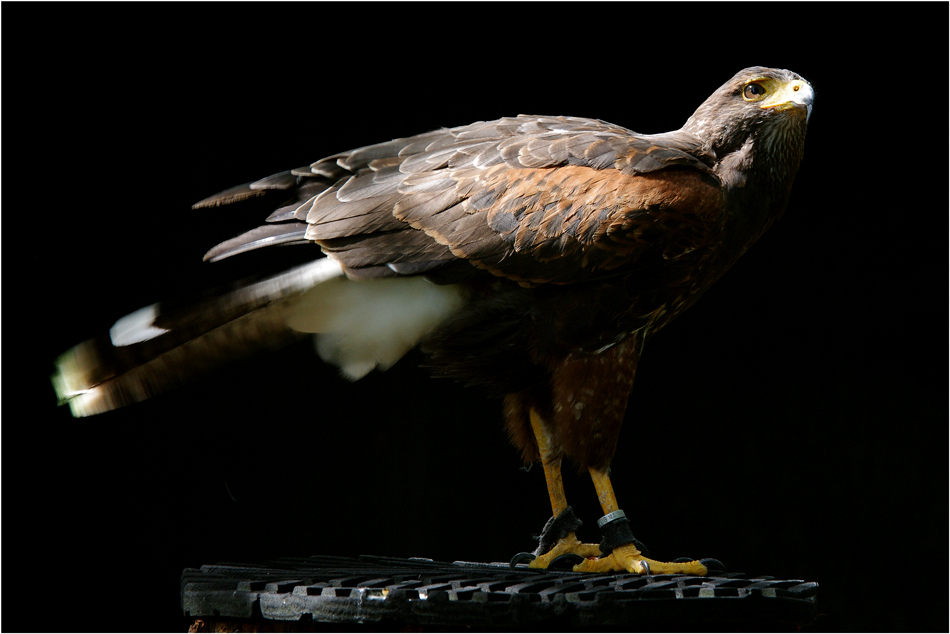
[533,506,582,556]
[598,509,639,555]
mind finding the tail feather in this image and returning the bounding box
[52,255,470,417]
[52,258,345,417]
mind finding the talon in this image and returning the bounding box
[638,560,651,575]
[633,538,650,558]
[510,552,536,568]
[699,558,727,574]
[549,553,585,570]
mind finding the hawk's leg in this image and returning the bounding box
[571,467,708,575]
[525,408,600,569]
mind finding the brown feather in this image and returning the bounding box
[552,336,641,470]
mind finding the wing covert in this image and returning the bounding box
[200,115,723,285]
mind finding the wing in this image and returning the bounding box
[199,115,725,286]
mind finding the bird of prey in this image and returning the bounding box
[53,67,813,575]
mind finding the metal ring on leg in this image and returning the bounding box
[597,509,640,555]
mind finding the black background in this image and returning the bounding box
[5,3,946,632]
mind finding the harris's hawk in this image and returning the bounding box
[53,67,813,575]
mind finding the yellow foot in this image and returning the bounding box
[573,543,708,575]
[528,531,602,569]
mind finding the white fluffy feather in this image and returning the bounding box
[287,275,467,379]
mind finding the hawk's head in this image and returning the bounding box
[684,66,814,160]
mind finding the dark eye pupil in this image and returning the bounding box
[744,83,764,98]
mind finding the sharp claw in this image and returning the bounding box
[699,558,726,574]
[638,560,651,575]
[633,538,650,558]
[549,553,585,570]
[510,552,537,568]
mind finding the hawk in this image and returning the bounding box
[53,67,813,575]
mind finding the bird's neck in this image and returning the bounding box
[714,126,806,259]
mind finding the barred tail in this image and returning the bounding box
[52,258,345,417]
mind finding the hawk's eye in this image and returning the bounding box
[743,83,766,100]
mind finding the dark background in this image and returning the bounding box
[5,3,946,632]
